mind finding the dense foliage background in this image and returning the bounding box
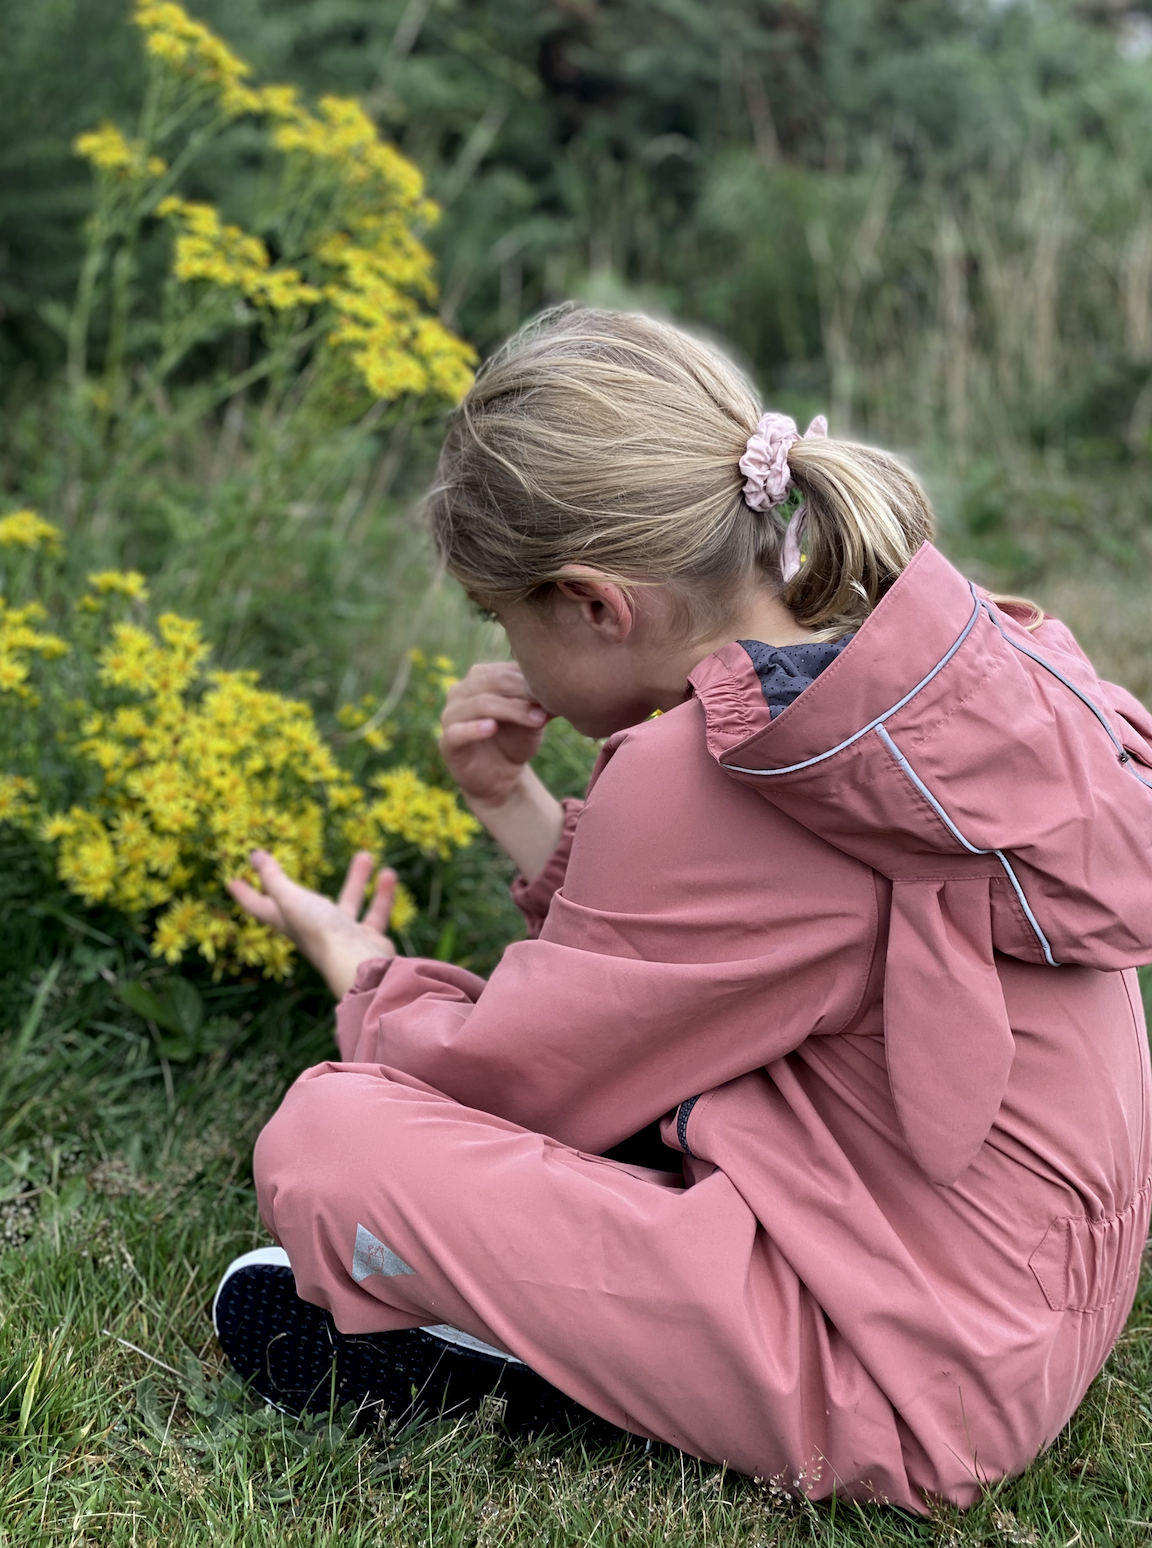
[5,0,1152,700]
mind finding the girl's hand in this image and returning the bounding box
[439,662,566,882]
[227,849,397,1000]
[439,662,549,810]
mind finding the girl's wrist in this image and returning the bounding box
[465,767,564,881]
[319,938,396,1002]
[463,766,540,824]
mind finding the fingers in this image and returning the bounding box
[336,850,376,917]
[451,661,532,699]
[361,866,396,933]
[441,669,549,735]
[245,850,321,934]
[225,875,285,930]
[248,849,296,904]
[439,717,499,753]
[442,691,547,733]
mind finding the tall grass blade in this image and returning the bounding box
[17,1348,42,1436]
[0,958,62,1112]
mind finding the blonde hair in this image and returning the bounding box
[430,306,937,640]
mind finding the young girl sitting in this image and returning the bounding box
[215,307,1152,1513]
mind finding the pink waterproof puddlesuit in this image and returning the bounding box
[254,542,1152,1513]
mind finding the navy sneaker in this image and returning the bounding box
[211,1246,617,1438]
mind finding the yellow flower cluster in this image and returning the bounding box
[0,775,36,824]
[0,511,64,554]
[0,517,476,977]
[69,2,476,404]
[336,695,393,752]
[411,649,460,697]
[274,95,429,204]
[74,122,167,181]
[319,232,476,403]
[271,93,476,402]
[157,197,320,313]
[386,880,419,935]
[4,556,478,975]
[349,768,480,863]
[41,630,332,974]
[132,0,263,118]
[0,600,69,701]
[87,570,150,600]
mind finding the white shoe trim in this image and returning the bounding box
[210,1245,524,1368]
[211,1245,292,1335]
[421,1323,524,1364]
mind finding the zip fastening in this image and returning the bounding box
[979,601,1152,793]
[676,1095,701,1156]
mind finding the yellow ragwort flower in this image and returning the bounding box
[316,234,475,405]
[158,196,320,311]
[0,774,37,825]
[74,122,167,181]
[274,95,428,205]
[133,20,474,404]
[389,879,418,934]
[0,596,69,702]
[132,1,263,118]
[0,510,63,554]
[35,533,474,978]
[366,767,479,860]
[87,570,150,600]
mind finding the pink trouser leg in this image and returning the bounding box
[252,1060,829,1478]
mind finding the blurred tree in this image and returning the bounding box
[6,0,1152,374]
[6,0,1152,613]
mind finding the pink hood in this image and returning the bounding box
[690,541,1152,1186]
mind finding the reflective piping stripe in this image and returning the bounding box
[991,852,1062,969]
[874,725,984,856]
[875,725,1060,967]
[720,587,982,778]
[980,601,1152,793]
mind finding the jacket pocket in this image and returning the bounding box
[1029,1185,1151,1313]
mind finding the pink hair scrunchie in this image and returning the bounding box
[738,411,828,582]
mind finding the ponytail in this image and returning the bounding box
[778,438,936,640]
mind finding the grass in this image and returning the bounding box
[1,888,1152,1546]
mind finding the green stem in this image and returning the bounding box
[102,240,137,430]
[102,324,329,499]
[140,119,228,220]
[66,228,106,402]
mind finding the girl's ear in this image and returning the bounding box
[554,567,634,643]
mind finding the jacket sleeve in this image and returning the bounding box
[1036,616,1152,767]
[509,797,584,939]
[330,703,879,1154]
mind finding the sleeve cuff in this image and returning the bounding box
[347,955,394,999]
[510,797,584,939]
[335,955,395,1061]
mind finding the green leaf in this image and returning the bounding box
[135,1375,171,1443]
[42,1175,87,1221]
[156,1036,196,1064]
[17,1349,42,1436]
[163,976,204,1035]
[118,976,203,1037]
[117,981,171,1029]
